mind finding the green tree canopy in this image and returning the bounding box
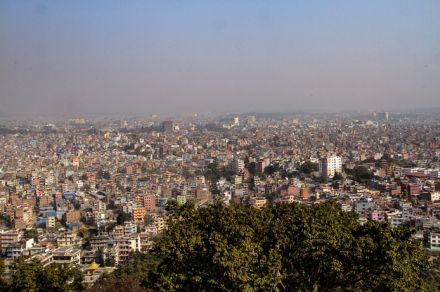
[90,202,437,291]
[333,172,344,181]
[91,252,159,292]
[347,166,374,183]
[116,211,130,225]
[143,201,435,291]
[24,229,39,242]
[300,161,319,174]
[4,259,83,292]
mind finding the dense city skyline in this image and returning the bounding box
[1,112,440,290]
[1,1,440,115]
[2,1,440,290]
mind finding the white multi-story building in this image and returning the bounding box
[51,246,81,265]
[391,216,406,228]
[319,156,342,178]
[232,158,244,173]
[151,214,166,233]
[0,229,23,253]
[113,235,141,264]
[428,232,440,250]
[402,167,440,179]
[46,216,56,228]
[57,232,82,247]
[124,221,137,236]
[430,170,440,179]
[431,192,440,202]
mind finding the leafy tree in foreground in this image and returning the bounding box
[146,201,435,291]
[271,203,433,291]
[89,274,144,292]
[0,259,6,290]
[91,252,159,292]
[4,259,83,292]
[90,201,436,291]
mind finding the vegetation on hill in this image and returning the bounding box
[1,201,437,291]
[299,161,319,174]
[345,165,374,183]
[94,201,438,291]
[1,258,83,291]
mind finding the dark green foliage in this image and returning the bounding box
[89,274,145,292]
[4,259,83,291]
[204,162,235,184]
[92,252,159,292]
[265,192,277,205]
[145,201,435,291]
[103,255,116,267]
[24,228,39,242]
[333,172,344,181]
[271,203,434,291]
[150,201,280,291]
[427,258,440,289]
[38,264,84,292]
[116,211,130,225]
[181,167,194,179]
[0,259,8,290]
[347,166,374,183]
[166,199,197,219]
[300,161,319,174]
[77,202,438,291]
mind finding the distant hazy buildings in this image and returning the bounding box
[374,112,389,121]
[162,121,174,133]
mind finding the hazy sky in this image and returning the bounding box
[1,1,439,115]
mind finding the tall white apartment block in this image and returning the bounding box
[319,156,342,178]
[233,158,245,173]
